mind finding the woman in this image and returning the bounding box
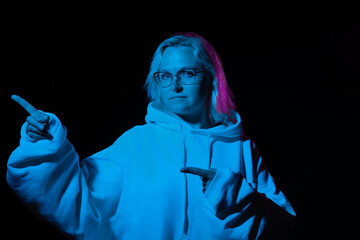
[7,32,295,239]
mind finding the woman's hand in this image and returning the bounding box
[11,95,51,141]
[180,167,216,193]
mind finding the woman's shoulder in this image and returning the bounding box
[114,123,156,143]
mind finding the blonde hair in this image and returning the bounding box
[144,32,236,123]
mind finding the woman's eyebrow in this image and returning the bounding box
[159,66,201,72]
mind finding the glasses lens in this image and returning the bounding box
[153,72,172,87]
[159,73,172,87]
[179,69,196,84]
[154,69,201,87]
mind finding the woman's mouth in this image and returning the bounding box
[169,96,187,100]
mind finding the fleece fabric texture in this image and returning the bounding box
[7,102,295,240]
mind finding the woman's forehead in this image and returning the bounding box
[159,46,200,72]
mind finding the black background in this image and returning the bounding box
[2,6,359,239]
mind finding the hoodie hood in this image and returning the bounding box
[145,102,243,139]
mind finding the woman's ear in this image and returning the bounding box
[206,74,215,108]
[204,72,214,89]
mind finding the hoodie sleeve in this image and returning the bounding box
[6,112,124,239]
[204,140,296,239]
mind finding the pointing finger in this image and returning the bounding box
[11,95,38,116]
[180,167,216,179]
[11,95,49,122]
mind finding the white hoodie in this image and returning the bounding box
[7,102,295,239]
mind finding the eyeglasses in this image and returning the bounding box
[153,68,205,88]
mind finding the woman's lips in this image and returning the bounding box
[169,96,187,100]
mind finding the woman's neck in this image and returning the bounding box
[155,102,215,129]
[176,110,213,129]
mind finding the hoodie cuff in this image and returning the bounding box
[204,168,235,206]
[19,111,67,151]
[204,168,255,217]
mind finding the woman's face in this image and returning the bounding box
[158,46,210,119]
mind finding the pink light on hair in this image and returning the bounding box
[183,32,237,123]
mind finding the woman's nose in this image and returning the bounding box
[171,77,183,93]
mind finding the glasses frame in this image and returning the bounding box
[153,68,206,88]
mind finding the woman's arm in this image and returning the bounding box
[183,139,296,239]
[7,96,122,239]
[207,140,295,239]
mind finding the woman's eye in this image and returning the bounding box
[180,70,195,78]
[160,73,172,80]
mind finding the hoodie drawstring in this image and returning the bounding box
[207,133,213,170]
[179,124,189,238]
